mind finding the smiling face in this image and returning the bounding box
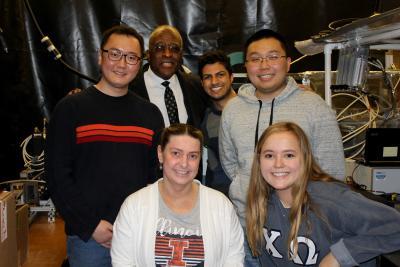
[259,131,302,203]
[97,33,142,96]
[201,62,234,101]
[148,29,183,80]
[158,134,201,188]
[245,37,291,101]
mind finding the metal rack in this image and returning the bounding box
[295,6,400,106]
[0,176,56,223]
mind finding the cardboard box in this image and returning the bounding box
[0,191,17,267]
[16,204,29,266]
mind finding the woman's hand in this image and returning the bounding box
[319,252,340,267]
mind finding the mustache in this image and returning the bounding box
[210,83,224,88]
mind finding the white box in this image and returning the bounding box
[351,164,400,193]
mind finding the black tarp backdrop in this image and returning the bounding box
[1,0,399,181]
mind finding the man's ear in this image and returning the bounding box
[98,49,103,66]
[144,49,149,61]
[286,56,291,72]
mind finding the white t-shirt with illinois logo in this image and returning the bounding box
[155,194,204,267]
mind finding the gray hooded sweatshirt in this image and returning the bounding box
[219,76,345,225]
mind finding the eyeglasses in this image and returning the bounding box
[246,55,287,65]
[152,43,182,54]
[101,48,142,65]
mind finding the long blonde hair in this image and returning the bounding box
[246,122,333,257]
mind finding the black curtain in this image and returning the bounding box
[0,0,399,180]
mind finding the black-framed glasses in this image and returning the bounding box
[246,54,287,65]
[101,48,141,65]
[151,42,182,54]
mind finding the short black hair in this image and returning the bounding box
[100,25,145,57]
[198,50,233,78]
[244,29,289,58]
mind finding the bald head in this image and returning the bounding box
[148,25,184,80]
[149,25,183,48]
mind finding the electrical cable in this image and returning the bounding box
[344,142,365,154]
[337,109,368,122]
[290,55,308,65]
[336,93,365,119]
[20,128,46,173]
[332,91,384,159]
[20,136,44,172]
[368,57,398,123]
[23,0,97,83]
[328,18,359,31]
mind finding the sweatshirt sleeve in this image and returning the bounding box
[324,186,400,266]
[219,106,237,181]
[310,99,345,180]
[45,98,99,241]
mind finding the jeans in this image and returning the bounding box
[244,232,261,267]
[67,235,111,267]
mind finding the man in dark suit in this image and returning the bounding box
[130,25,208,128]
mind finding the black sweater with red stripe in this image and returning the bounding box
[45,86,164,241]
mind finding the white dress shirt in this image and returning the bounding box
[144,68,188,126]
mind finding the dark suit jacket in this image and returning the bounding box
[129,66,209,129]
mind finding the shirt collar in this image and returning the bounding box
[146,67,178,85]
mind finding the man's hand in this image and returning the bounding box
[68,88,82,95]
[92,220,113,248]
[319,252,340,267]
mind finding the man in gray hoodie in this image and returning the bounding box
[219,29,345,266]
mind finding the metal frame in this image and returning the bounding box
[295,6,400,106]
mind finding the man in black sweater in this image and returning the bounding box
[45,25,164,267]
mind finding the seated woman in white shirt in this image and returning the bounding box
[111,123,244,267]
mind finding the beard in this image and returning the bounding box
[208,85,232,101]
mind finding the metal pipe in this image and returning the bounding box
[355,28,400,46]
[324,43,346,106]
